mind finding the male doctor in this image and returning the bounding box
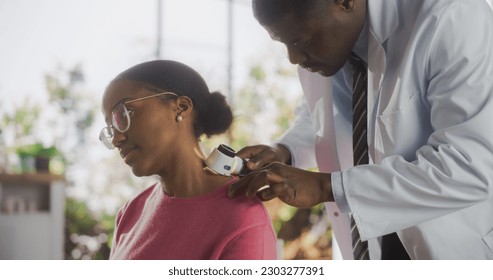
[229,0,493,259]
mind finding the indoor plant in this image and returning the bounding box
[16,143,59,173]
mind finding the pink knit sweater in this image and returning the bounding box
[110,178,277,260]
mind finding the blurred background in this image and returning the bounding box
[0,0,332,260]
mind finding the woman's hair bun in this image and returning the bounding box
[199,91,233,137]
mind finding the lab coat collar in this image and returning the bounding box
[368,0,398,45]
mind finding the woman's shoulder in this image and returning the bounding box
[117,183,160,216]
[216,186,272,226]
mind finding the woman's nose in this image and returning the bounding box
[111,130,127,148]
[286,46,307,65]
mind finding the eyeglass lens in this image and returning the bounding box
[112,103,130,132]
[99,104,130,150]
[100,92,177,149]
[99,127,115,149]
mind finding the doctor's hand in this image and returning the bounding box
[236,144,292,171]
[228,162,334,208]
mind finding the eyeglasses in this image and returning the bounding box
[99,92,178,149]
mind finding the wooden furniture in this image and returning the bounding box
[0,173,64,259]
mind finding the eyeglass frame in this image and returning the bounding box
[99,91,178,149]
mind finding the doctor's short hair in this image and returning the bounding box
[252,0,332,26]
[113,60,233,138]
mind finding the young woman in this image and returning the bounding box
[100,60,277,260]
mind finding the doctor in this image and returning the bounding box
[229,0,493,259]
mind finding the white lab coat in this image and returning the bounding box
[278,0,493,259]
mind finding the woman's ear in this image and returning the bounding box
[175,96,193,118]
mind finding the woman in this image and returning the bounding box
[100,60,277,259]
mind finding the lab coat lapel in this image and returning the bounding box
[367,0,398,163]
[298,69,355,260]
[299,69,342,172]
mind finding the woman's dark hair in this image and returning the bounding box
[113,60,233,138]
[252,0,329,26]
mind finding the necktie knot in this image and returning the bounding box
[348,52,367,70]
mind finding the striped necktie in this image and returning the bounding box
[349,52,370,260]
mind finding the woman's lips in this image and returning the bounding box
[119,147,135,161]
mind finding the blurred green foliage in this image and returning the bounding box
[2,100,41,146]
[42,65,105,259]
[16,143,59,158]
[65,197,114,259]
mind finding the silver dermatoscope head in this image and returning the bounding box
[204,144,247,176]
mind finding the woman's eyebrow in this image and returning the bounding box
[110,98,130,112]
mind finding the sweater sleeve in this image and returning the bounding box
[219,224,278,260]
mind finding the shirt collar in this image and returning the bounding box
[352,16,369,64]
[352,0,399,64]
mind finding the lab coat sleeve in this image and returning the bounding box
[344,1,493,240]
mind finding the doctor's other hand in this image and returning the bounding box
[236,144,291,171]
[228,162,333,208]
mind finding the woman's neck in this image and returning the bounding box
[158,145,233,197]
